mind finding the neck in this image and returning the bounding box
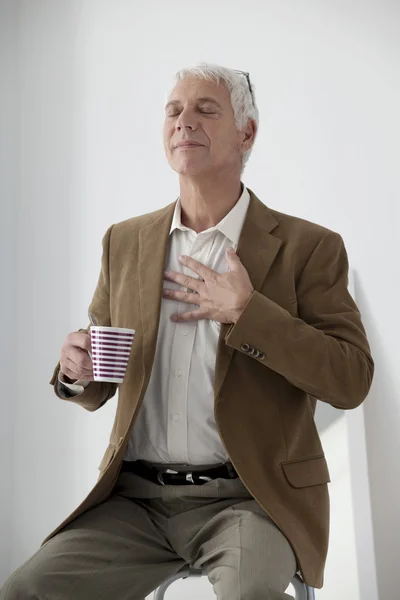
[178,173,243,234]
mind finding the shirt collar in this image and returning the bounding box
[169,184,250,245]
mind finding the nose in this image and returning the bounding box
[177,123,194,131]
[176,108,198,131]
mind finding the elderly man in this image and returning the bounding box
[1,63,374,599]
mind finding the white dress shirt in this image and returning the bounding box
[59,186,251,465]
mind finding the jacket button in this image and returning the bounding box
[241,343,250,352]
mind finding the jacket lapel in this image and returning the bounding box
[137,189,282,401]
[214,189,282,399]
[138,204,175,386]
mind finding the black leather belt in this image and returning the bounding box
[120,460,238,485]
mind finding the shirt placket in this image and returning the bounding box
[167,230,213,463]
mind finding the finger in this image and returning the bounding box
[226,247,243,272]
[60,366,79,382]
[60,360,93,381]
[64,357,93,379]
[64,350,94,377]
[62,366,93,382]
[171,309,207,323]
[72,347,94,371]
[68,332,92,352]
[164,271,201,291]
[178,255,212,280]
[163,289,199,304]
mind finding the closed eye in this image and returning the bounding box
[167,109,216,117]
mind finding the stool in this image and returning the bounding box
[153,564,316,599]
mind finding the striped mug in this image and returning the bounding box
[89,326,135,383]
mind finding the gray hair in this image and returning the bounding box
[169,62,259,173]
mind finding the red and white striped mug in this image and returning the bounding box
[89,326,135,383]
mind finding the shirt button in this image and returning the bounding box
[176,369,182,377]
[183,330,188,336]
[172,414,180,421]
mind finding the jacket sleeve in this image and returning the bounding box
[49,224,118,412]
[224,231,374,410]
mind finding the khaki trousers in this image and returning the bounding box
[0,462,297,599]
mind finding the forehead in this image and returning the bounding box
[166,76,230,106]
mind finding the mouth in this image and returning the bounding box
[175,142,204,149]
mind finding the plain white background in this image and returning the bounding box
[1,1,399,598]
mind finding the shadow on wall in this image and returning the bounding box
[352,268,396,600]
[314,401,343,433]
[314,266,377,600]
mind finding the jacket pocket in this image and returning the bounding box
[98,444,117,472]
[281,454,331,488]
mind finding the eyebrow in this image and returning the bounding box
[165,97,223,111]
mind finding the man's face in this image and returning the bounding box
[163,76,252,177]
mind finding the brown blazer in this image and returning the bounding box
[46,188,374,589]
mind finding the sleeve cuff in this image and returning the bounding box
[58,370,90,392]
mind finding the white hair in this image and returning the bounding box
[169,62,259,173]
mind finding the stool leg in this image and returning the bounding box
[153,567,316,600]
[153,567,190,599]
[307,585,316,600]
[153,566,203,599]
[291,574,307,600]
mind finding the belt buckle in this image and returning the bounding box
[157,468,179,485]
[157,467,214,486]
[187,472,213,484]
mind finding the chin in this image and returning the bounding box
[169,159,211,177]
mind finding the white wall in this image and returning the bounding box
[1,1,399,598]
[0,0,18,583]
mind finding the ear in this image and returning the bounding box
[242,118,257,153]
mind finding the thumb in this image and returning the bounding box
[226,247,241,270]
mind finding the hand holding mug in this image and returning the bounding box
[60,332,94,383]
